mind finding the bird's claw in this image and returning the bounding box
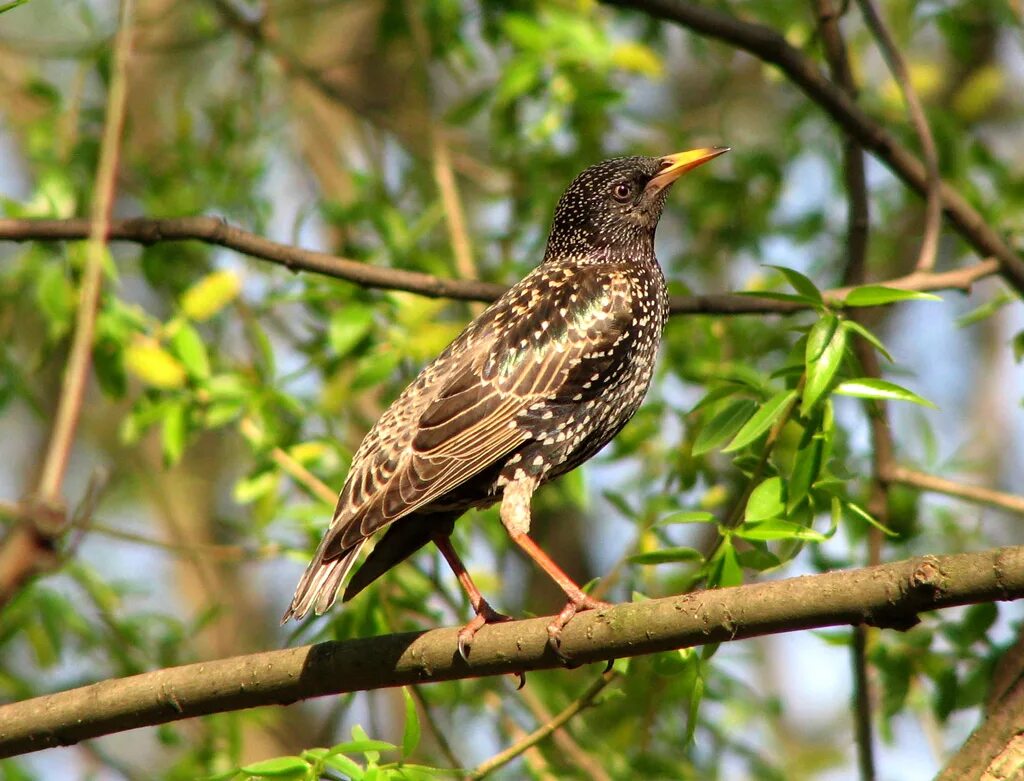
[457,602,513,662]
[514,670,527,690]
[546,594,613,666]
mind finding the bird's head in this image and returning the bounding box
[544,147,729,261]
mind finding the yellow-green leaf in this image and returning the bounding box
[610,42,663,77]
[181,270,241,321]
[124,338,187,389]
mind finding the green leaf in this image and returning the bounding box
[161,400,188,466]
[234,470,278,504]
[955,292,1012,328]
[401,688,420,758]
[766,264,822,303]
[842,319,893,362]
[0,1,29,15]
[802,318,847,415]
[735,519,827,542]
[744,476,785,522]
[844,501,899,537]
[735,290,816,305]
[327,739,397,757]
[1012,331,1024,363]
[657,510,715,526]
[723,390,796,452]
[323,754,364,779]
[834,379,936,408]
[35,264,75,340]
[737,548,782,571]
[329,305,375,359]
[240,756,310,778]
[628,547,704,565]
[788,437,824,511]
[169,321,211,379]
[692,398,757,455]
[684,665,704,744]
[707,542,743,588]
[806,313,838,363]
[843,285,941,307]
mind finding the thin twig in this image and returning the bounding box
[517,682,614,781]
[482,690,557,781]
[239,418,336,504]
[87,522,279,562]
[0,218,1001,315]
[402,2,481,294]
[888,466,1024,516]
[470,671,619,779]
[0,0,134,609]
[36,0,134,502]
[855,0,942,272]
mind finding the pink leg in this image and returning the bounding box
[432,533,512,660]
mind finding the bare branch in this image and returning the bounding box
[1,546,1021,758]
[600,0,1024,294]
[854,0,942,273]
[888,466,1024,516]
[469,670,619,779]
[0,218,1001,316]
[0,0,135,608]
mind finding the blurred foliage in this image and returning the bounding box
[1,0,1023,779]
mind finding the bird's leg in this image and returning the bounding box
[431,532,511,660]
[500,477,612,661]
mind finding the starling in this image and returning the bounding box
[283,147,729,657]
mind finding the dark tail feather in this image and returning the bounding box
[343,513,457,602]
[281,539,366,623]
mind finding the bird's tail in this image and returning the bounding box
[280,539,366,623]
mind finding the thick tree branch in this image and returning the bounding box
[1,546,1022,758]
[600,0,1024,295]
[0,218,999,316]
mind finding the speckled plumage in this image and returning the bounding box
[284,150,727,647]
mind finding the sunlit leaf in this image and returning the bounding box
[181,270,241,321]
[124,338,187,389]
[843,285,941,307]
[834,379,936,408]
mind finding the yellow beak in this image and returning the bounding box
[646,146,730,193]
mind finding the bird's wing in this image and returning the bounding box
[352,264,636,536]
[302,264,634,568]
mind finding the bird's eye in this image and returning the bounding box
[611,182,633,202]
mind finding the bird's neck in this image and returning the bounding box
[542,237,657,269]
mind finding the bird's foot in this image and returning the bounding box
[457,600,513,661]
[546,594,613,664]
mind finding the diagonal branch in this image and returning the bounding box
[854,0,942,273]
[0,217,1001,315]
[0,0,135,608]
[469,670,619,779]
[600,0,1024,295]
[1,545,1021,758]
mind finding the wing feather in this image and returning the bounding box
[288,264,636,617]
